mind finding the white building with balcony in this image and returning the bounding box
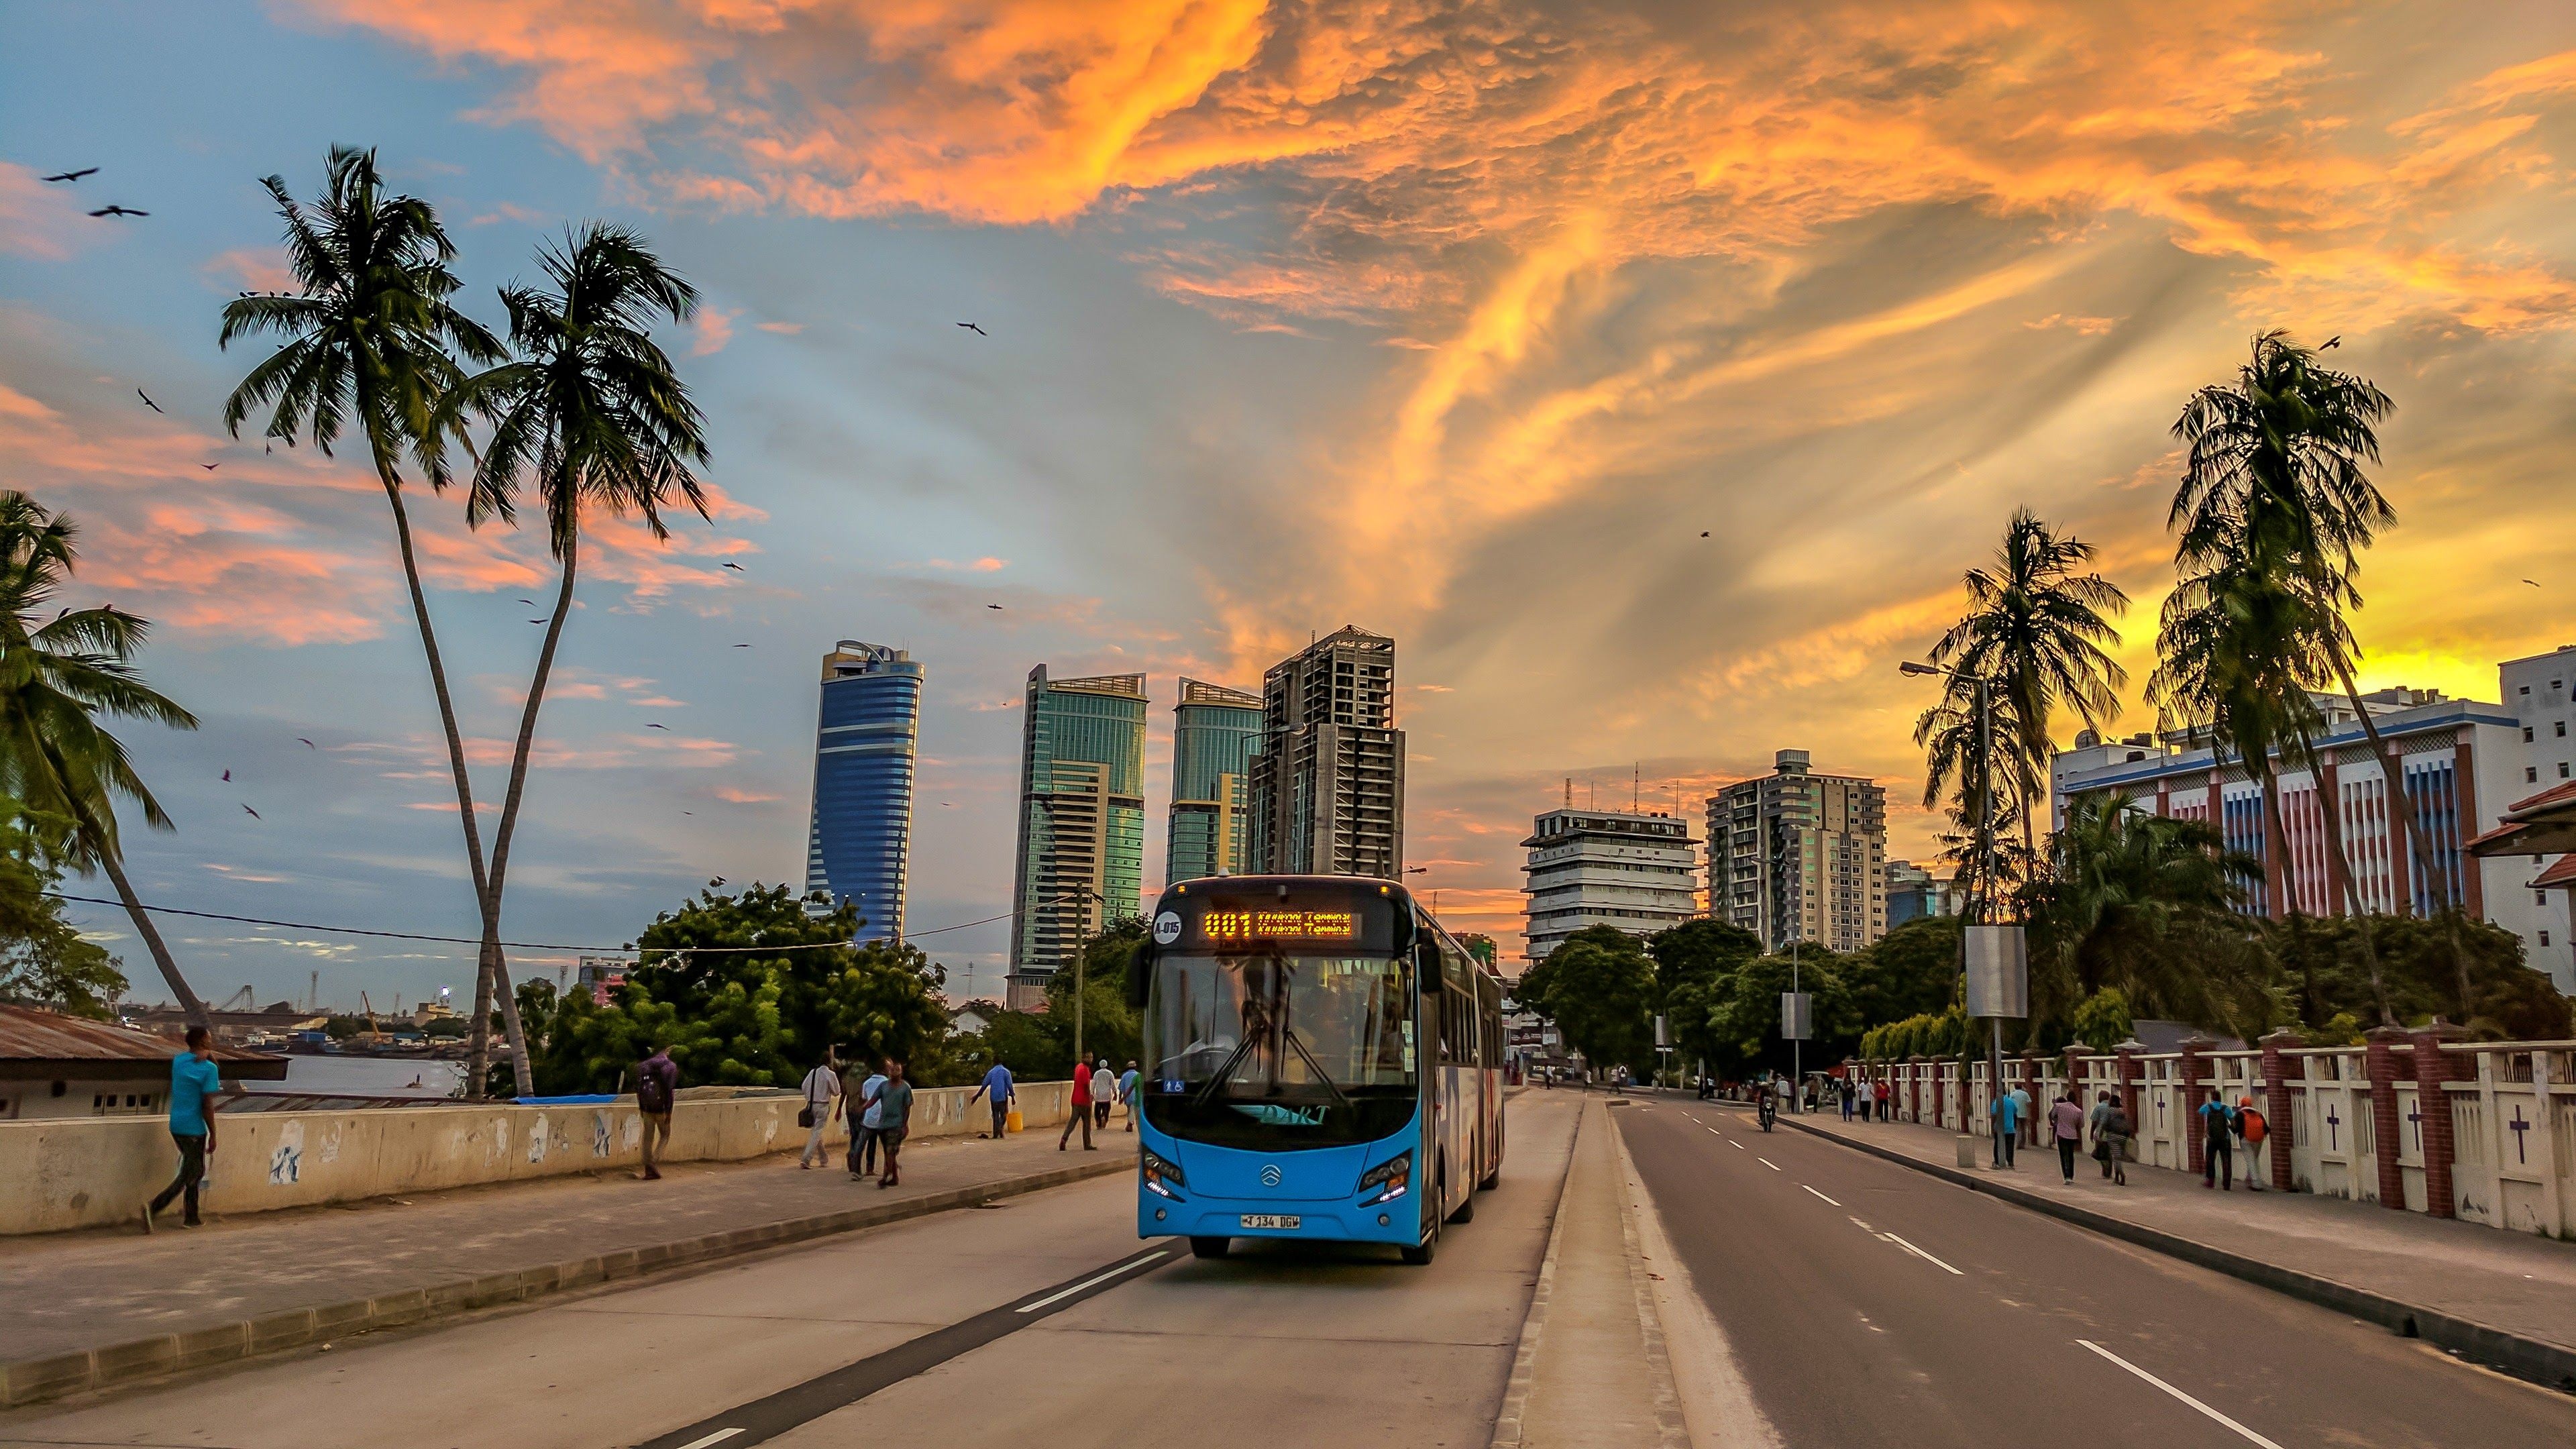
[1520,808,1700,965]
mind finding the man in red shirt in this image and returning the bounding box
[1057,1053,1095,1151]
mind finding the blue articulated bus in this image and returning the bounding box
[1128,875,1504,1265]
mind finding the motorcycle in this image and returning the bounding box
[1757,1093,1777,1132]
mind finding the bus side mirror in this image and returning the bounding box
[1418,943,1442,998]
[1126,945,1152,1010]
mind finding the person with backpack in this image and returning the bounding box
[2099,1097,2133,1185]
[635,1044,679,1181]
[2235,1094,2269,1192]
[2198,1092,2239,1190]
[2088,1090,2118,1179]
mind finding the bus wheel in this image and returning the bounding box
[1189,1236,1231,1260]
[1479,1163,1501,1191]
[1448,1191,1475,1224]
[1400,1236,1436,1266]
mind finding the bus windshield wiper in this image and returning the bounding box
[1279,1026,1352,1109]
[1189,1033,1263,1109]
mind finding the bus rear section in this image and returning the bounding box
[1131,875,1501,1264]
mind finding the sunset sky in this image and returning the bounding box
[5,1,2576,1008]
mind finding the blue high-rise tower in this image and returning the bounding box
[805,641,922,943]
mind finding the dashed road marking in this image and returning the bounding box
[1729,1140,1745,1150]
[678,1432,743,1449]
[1801,1185,1841,1207]
[1757,1157,1782,1172]
[1016,1250,1169,1313]
[2078,1340,2286,1448]
[1886,1232,1962,1275]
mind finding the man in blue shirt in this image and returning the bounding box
[145,1027,231,1231]
[1120,1060,1140,1133]
[1989,1087,2021,1168]
[968,1061,1014,1140]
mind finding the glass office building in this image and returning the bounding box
[1006,667,1147,1008]
[1165,678,1263,885]
[805,641,922,943]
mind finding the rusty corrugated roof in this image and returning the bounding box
[0,1004,290,1076]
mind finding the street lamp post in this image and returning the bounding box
[1901,659,2008,1150]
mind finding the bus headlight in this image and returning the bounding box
[1356,1150,1411,1205]
[1142,1148,1187,1200]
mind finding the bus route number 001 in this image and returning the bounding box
[1198,910,1358,943]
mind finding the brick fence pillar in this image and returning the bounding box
[2363,1026,2410,1211]
[2410,1019,2469,1219]
[2115,1040,2143,1157]
[2259,1028,2299,1191]
[1907,1055,1924,1124]
[2179,1035,2214,1173]
[2020,1051,2043,1146]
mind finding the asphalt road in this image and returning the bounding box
[1618,1099,2576,1448]
[0,1096,1578,1449]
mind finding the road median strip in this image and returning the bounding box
[1774,1112,2576,1394]
[0,1155,1132,1411]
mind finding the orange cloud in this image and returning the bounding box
[201,246,299,294]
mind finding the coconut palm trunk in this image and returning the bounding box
[79,797,209,1032]
[2329,659,2477,1014]
[2305,752,2395,1023]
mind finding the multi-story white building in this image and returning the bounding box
[2052,676,2567,993]
[2500,644,2576,988]
[1519,808,1700,965]
[1706,751,1888,953]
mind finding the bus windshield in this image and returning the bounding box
[1144,951,1418,1148]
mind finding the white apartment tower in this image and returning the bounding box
[1519,808,1701,965]
[1706,750,1889,954]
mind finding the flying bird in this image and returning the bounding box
[731,643,752,649]
[722,561,745,572]
[296,738,315,749]
[528,619,547,625]
[263,443,272,455]
[2320,335,2342,350]
[516,598,535,606]
[200,463,218,472]
[2526,579,2542,587]
[1701,531,1710,538]
[41,168,97,183]
[136,388,162,413]
[957,322,986,336]
[986,604,1004,611]
[241,804,262,820]
[646,722,669,731]
[88,205,148,218]
[221,769,231,782]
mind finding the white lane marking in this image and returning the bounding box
[1014,1250,1169,1313]
[1885,1232,1962,1275]
[1847,1216,1872,1232]
[2077,1340,2287,1449]
[1707,1126,1724,1136]
[678,1431,743,1449]
[1729,1139,1745,1150]
[1801,1185,1841,1207]
[1757,1157,1782,1172]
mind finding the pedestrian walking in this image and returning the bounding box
[2008,1081,2034,1149]
[143,1026,235,1231]
[2050,1091,2084,1183]
[798,1051,842,1169]
[2235,1095,2269,1191]
[635,1043,679,1180]
[2100,1099,2132,1185]
[1989,1085,2021,1168]
[1120,1060,1140,1132]
[968,1059,1015,1139]
[873,1061,914,1187]
[1857,1078,1875,1122]
[850,1060,889,1179]
[2088,1091,2116,1179]
[1091,1056,1116,1129]
[1059,1053,1095,1151]
[2198,1092,2237,1190]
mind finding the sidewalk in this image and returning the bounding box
[1778,1106,2576,1377]
[1493,1097,1688,1449]
[0,1120,1134,1406]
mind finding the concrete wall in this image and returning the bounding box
[0,1081,1077,1236]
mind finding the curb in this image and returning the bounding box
[0,1156,1132,1411]
[1603,1109,1695,1449]
[1774,1114,2576,1395]
[1487,1102,1584,1448]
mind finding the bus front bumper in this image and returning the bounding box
[1138,1195,1421,1246]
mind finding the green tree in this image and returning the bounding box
[1646,917,1760,1002]
[217,146,520,1079]
[1046,917,1146,1072]
[2072,987,2134,1053]
[1538,926,1656,1074]
[1842,916,1962,1032]
[1924,507,2129,867]
[0,801,125,1017]
[2029,792,2259,1027]
[1705,949,1853,1074]
[0,494,207,1029]
[2265,914,2569,1041]
[440,223,710,1096]
[531,884,951,1093]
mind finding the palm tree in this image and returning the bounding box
[1925,508,2129,867]
[1914,690,2030,914]
[217,147,529,1077]
[2170,332,2444,910]
[0,494,209,1029]
[2039,792,2256,1017]
[440,224,710,1093]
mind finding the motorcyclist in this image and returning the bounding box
[1757,1075,1779,1130]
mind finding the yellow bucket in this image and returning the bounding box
[1005,1108,1024,1133]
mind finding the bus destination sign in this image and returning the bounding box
[1199,908,1360,943]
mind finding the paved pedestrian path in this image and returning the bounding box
[1773,1104,2576,1357]
[0,1117,1136,1377]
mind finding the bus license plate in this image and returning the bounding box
[1238,1214,1301,1231]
